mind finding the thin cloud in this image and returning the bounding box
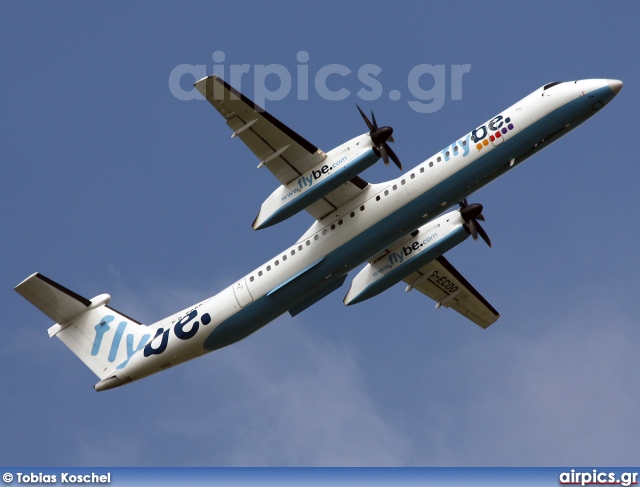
[401,293,640,465]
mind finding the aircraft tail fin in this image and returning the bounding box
[15,273,152,380]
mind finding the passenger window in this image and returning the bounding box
[314,234,319,241]
[282,255,287,261]
[250,276,254,282]
[291,249,295,256]
[410,173,415,179]
[384,190,389,196]
[331,224,336,230]
[360,205,365,211]
[338,219,343,225]
[266,265,271,271]
[421,166,426,172]
[275,260,279,266]
[258,270,263,277]
[322,229,328,235]
[401,179,406,185]
[376,195,380,201]
[429,162,433,167]
[306,240,310,246]
[437,156,441,162]
[298,245,303,251]
[350,211,355,217]
[393,185,397,190]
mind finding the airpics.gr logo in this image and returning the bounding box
[472,114,515,151]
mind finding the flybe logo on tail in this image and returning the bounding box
[91,308,214,370]
[143,309,212,358]
[91,316,151,370]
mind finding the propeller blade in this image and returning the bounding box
[467,219,478,240]
[371,110,378,130]
[459,200,492,248]
[378,144,390,165]
[476,221,492,248]
[384,143,402,170]
[355,105,401,171]
[356,104,374,131]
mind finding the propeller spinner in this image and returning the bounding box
[356,105,402,170]
[459,199,492,248]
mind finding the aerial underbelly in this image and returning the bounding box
[200,91,600,354]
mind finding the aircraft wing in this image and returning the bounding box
[194,75,368,220]
[403,256,500,329]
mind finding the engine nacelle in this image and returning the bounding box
[344,210,470,305]
[253,134,378,230]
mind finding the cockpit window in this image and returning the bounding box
[543,81,563,90]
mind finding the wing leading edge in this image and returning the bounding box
[194,75,368,221]
[403,256,500,329]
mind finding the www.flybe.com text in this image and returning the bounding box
[297,156,348,189]
[372,233,438,277]
[281,156,348,202]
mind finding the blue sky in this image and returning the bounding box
[2,1,639,466]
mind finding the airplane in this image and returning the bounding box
[15,76,622,391]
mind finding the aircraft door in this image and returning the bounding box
[233,278,254,308]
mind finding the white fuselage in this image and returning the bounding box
[100,79,621,390]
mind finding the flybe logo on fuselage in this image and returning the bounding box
[440,134,471,162]
[438,114,516,161]
[472,114,515,151]
[296,156,348,190]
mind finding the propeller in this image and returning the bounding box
[356,105,402,170]
[459,199,492,248]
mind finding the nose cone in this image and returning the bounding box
[608,79,623,95]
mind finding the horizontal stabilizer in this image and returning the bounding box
[15,273,151,382]
[15,273,92,325]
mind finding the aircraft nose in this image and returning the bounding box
[608,79,623,95]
